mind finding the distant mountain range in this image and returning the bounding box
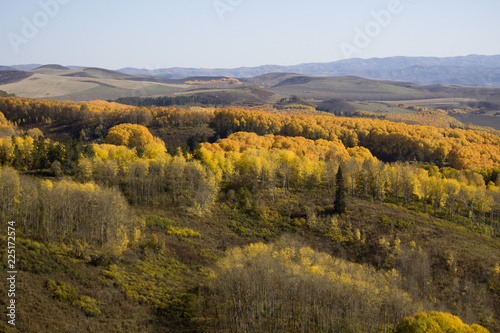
[118,55,500,86]
[2,55,500,86]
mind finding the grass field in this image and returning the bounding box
[0,74,97,98]
[451,113,500,130]
[349,101,415,113]
[267,76,431,101]
[0,72,192,101]
[383,97,477,108]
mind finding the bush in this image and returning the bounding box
[105,123,154,147]
[144,215,178,229]
[395,311,489,332]
[167,226,201,239]
[73,296,101,317]
[47,279,78,302]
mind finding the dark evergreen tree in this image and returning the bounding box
[33,135,48,170]
[47,141,64,164]
[334,165,346,214]
[64,139,82,172]
[12,138,24,170]
[135,145,145,158]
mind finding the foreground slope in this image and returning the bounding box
[0,97,499,332]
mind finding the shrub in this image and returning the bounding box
[167,226,201,239]
[395,311,489,332]
[47,279,78,302]
[73,296,101,317]
[144,215,178,229]
[105,123,154,147]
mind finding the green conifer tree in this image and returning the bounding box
[334,165,346,214]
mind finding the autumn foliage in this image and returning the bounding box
[205,237,417,332]
[198,131,500,234]
[185,77,241,85]
[0,96,500,331]
[0,96,214,142]
[105,123,154,147]
[396,311,489,333]
[210,108,500,170]
[0,166,134,250]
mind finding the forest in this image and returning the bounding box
[114,95,232,107]
[0,95,500,332]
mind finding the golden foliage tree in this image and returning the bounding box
[395,311,489,333]
[205,237,417,332]
[105,123,154,148]
[0,166,134,250]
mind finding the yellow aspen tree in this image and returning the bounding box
[344,157,361,196]
[430,176,445,216]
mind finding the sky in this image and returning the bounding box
[1,0,499,70]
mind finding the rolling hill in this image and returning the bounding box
[0,65,191,101]
[4,55,500,87]
[4,64,499,104]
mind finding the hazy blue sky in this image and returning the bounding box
[1,0,499,69]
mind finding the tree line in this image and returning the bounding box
[199,132,500,235]
[3,96,499,175]
[2,125,498,234]
[0,166,134,249]
[202,235,488,332]
[0,97,214,142]
[114,94,232,107]
[1,121,499,234]
[210,108,500,172]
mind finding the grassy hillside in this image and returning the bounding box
[0,94,500,332]
[1,193,499,332]
[176,86,281,105]
[0,66,191,101]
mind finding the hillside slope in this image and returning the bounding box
[0,97,499,332]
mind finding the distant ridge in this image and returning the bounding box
[2,60,500,107]
[34,64,70,70]
[118,55,500,86]
[3,55,500,86]
[9,64,42,71]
